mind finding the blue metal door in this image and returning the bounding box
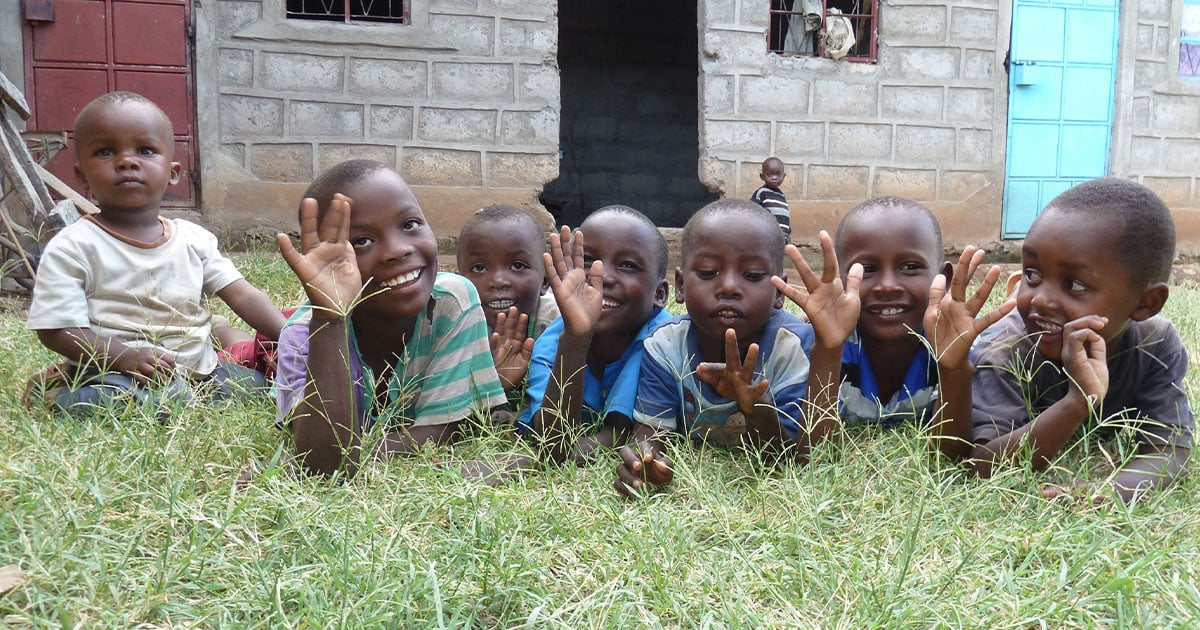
[1002,0,1120,237]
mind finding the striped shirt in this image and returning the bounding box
[274,272,506,428]
[751,185,791,236]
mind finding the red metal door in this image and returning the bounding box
[22,0,197,207]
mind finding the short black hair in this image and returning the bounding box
[835,196,943,259]
[586,205,669,280]
[459,204,545,251]
[1042,178,1176,284]
[301,159,394,222]
[73,91,174,154]
[682,198,786,274]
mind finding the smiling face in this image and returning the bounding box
[837,209,940,345]
[676,214,783,362]
[1017,209,1147,360]
[760,158,786,190]
[579,211,668,339]
[73,100,180,215]
[340,169,439,320]
[457,220,546,331]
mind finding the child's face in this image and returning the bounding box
[73,101,180,214]
[579,213,668,337]
[457,222,546,331]
[837,211,939,344]
[760,160,785,189]
[1018,209,1146,360]
[676,216,783,360]
[341,170,439,320]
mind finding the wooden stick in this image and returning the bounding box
[35,163,97,215]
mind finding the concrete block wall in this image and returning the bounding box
[697,0,1010,245]
[1115,0,1200,248]
[196,0,560,235]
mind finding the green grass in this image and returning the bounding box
[3,253,1200,627]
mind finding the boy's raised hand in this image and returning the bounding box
[614,440,674,497]
[696,328,771,414]
[544,226,603,337]
[923,246,1015,369]
[1061,315,1109,406]
[773,233,861,349]
[277,194,363,319]
[490,307,534,391]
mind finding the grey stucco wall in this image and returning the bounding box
[696,0,1011,245]
[194,0,561,236]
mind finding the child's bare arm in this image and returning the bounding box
[531,226,603,463]
[773,233,862,452]
[615,422,673,497]
[924,246,1014,460]
[490,307,533,393]
[969,316,1108,477]
[1044,443,1189,504]
[36,328,174,384]
[276,195,365,476]
[217,279,286,341]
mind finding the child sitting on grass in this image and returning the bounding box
[832,196,952,426]
[927,178,1193,503]
[26,91,284,418]
[456,204,559,394]
[274,160,506,476]
[614,200,861,496]
[518,205,673,464]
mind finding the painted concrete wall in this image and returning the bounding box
[192,0,561,237]
[696,0,1011,247]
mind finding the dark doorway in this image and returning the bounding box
[542,0,717,227]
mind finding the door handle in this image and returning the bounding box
[1011,60,1037,86]
[22,0,56,23]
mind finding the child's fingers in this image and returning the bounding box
[587,260,604,292]
[317,194,351,247]
[723,328,743,371]
[976,298,1017,330]
[296,198,320,249]
[277,233,303,271]
[570,228,586,271]
[843,262,863,297]
[741,341,761,380]
[771,276,806,308]
[965,264,1004,315]
[695,362,726,387]
[816,230,839,284]
[950,246,976,302]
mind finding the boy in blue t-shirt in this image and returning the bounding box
[615,199,861,496]
[832,197,951,427]
[518,205,672,464]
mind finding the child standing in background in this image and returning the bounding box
[26,92,283,417]
[751,157,791,240]
[456,204,559,393]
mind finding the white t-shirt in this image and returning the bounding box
[27,216,243,376]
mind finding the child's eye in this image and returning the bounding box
[403,218,423,231]
[350,235,374,249]
[139,147,156,155]
[511,261,530,271]
[618,260,642,272]
[1066,279,1088,292]
[860,264,877,275]
[582,255,596,265]
[1022,268,1042,285]
[470,262,487,274]
[744,271,768,282]
[900,262,926,273]
[96,148,113,157]
[695,269,717,280]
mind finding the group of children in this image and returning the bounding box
[23,92,1194,504]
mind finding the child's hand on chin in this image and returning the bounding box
[277,194,363,319]
[1061,316,1109,407]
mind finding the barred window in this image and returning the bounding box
[286,0,408,24]
[1181,0,1200,78]
[768,0,877,62]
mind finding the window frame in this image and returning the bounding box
[285,0,410,26]
[767,0,878,63]
[1181,0,1200,79]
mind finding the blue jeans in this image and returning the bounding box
[43,361,267,421]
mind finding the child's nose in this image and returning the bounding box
[716,271,742,297]
[380,235,414,262]
[873,268,902,294]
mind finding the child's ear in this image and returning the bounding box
[940,261,954,285]
[774,272,787,309]
[74,162,91,198]
[654,278,670,309]
[673,267,685,304]
[1130,282,1169,321]
[168,161,182,186]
